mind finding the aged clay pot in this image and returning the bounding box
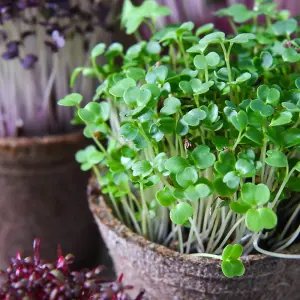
[0,131,99,269]
[88,181,300,300]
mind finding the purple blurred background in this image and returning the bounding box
[146,0,300,31]
[155,0,299,28]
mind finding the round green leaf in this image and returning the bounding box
[284,128,300,148]
[105,42,123,57]
[182,108,206,126]
[222,244,233,260]
[261,51,273,70]
[245,127,264,146]
[195,183,211,198]
[170,202,193,225]
[214,177,237,197]
[154,65,168,82]
[156,187,176,207]
[270,111,293,126]
[229,33,255,44]
[91,43,106,58]
[146,41,161,55]
[230,200,251,214]
[235,159,255,177]
[258,207,277,230]
[193,55,207,70]
[199,32,225,44]
[158,117,176,134]
[241,183,270,206]
[221,260,245,278]
[246,208,263,232]
[196,23,214,36]
[120,123,139,141]
[265,150,288,168]
[235,72,251,83]
[230,110,248,132]
[132,160,152,177]
[184,185,200,201]
[176,167,198,188]
[109,78,136,98]
[257,85,269,101]
[205,52,220,67]
[223,171,240,189]
[126,67,146,81]
[192,145,216,169]
[179,81,193,94]
[78,108,95,123]
[160,97,181,115]
[58,93,83,107]
[266,88,280,106]
[282,48,300,63]
[222,244,243,260]
[165,157,190,174]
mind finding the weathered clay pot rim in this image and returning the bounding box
[0,130,83,148]
[88,179,293,268]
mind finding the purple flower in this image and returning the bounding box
[20,54,38,69]
[2,41,19,60]
[52,30,65,48]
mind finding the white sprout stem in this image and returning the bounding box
[275,226,300,252]
[279,203,300,240]
[189,252,222,260]
[253,234,300,259]
[163,225,178,246]
[215,216,246,253]
[210,210,233,252]
[188,217,204,252]
[206,212,221,253]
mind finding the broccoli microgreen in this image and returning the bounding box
[59,0,300,278]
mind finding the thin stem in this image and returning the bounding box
[140,183,148,238]
[275,226,300,252]
[260,140,267,182]
[215,216,245,253]
[228,17,238,34]
[190,253,222,260]
[178,38,189,68]
[88,126,107,154]
[220,42,234,103]
[232,132,243,151]
[270,166,296,209]
[279,203,300,240]
[178,225,184,254]
[144,19,156,34]
[253,234,300,259]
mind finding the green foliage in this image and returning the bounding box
[221,244,245,278]
[61,0,300,280]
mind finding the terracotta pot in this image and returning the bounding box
[0,131,99,269]
[88,182,300,300]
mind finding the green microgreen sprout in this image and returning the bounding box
[58,0,300,278]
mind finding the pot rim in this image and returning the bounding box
[88,179,297,266]
[0,130,83,148]
[89,178,300,265]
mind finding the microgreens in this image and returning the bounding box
[59,0,300,278]
[0,238,145,299]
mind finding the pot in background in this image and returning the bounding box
[88,182,300,300]
[0,131,99,269]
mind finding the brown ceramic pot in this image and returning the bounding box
[0,131,99,269]
[88,181,300,300]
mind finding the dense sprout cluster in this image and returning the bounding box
[60,0,300,277]
[0,0,117,137]
[0,238,145,299]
